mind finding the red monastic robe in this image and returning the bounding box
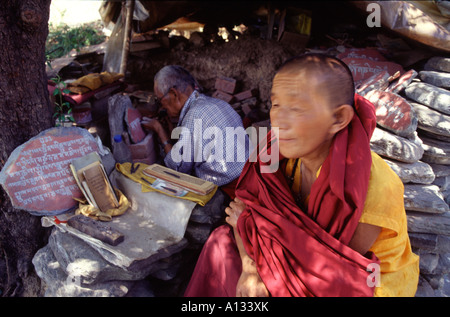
[185,94,379,297]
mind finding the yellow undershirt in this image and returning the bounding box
[283,151,419,297]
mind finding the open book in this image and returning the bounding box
[70,152,119,212]
[142,164,216,195]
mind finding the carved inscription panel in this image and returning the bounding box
[0,127,100,215]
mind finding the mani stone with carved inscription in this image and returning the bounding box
[0,127,100,216]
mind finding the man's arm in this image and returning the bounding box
[141,118,172,154]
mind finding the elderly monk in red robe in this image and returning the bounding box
[184,53,419,297]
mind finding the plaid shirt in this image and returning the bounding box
[164,91,251,186]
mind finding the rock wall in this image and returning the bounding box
[361,56,450,297]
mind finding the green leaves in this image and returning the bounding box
[51,75,74,126]
[45,22,106,60]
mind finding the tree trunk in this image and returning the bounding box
[0,0,52,297]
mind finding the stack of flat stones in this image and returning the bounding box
[358,56,450,296]
[32,188,228,297]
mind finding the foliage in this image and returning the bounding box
[50,75,74,126]
[46,21,106,60]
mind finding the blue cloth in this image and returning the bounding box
[164,91,252,186]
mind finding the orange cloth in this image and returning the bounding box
[284,151,420,297]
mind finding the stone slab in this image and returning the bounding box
[418,128,450,143]
[422,273,450,296]
[404,184,449,214]
[440,176,450,205]
[42,170,195,270]
[420,135,450,165]
[185,221,214,245]
[429,163,450,178]
[419,70,450,89]
[433,175,450,205]
[416,276,436,297]
[384,159,435,184]
[356,70,390,96]
[189,188,226,225]
[370,127,424,163]
[0,127,100,216]
[125,107,146,144]
[342,57,404,83]
[416,251,440,274]
[405,82,450,115]
[435,254,450,275]
[365,90,417,138]
[410,102,450,138]
[108,94,131,156]
[386,69,418,94]
[407,211,450,236]
[32,244,134,297]
[409,232,450,254]
[424,56,450,73]
[337,48,388,61]
[128,132,157,163]
[67,215,125,246]
[48,228,143,284]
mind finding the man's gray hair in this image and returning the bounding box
[154,65,201,94]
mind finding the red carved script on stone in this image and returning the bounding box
[342,58,404,83]
[0,127,99,215]
[365,90,417,137]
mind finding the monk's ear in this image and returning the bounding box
[329,104,354,134]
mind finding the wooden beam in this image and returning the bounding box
[119,0,135,75]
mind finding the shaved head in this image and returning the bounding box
[275,53,355,109]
